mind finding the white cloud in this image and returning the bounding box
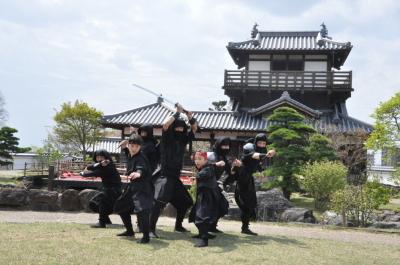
[0,0,399,146]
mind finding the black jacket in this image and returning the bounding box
[160,126,194,177]
[196,164,218,190]
[83,162,121,188]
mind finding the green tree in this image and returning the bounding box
[307,134,337,162]
[53,100,103,160]
[265,107,316,199]
[299,160,347,209]
[366,92,400,182]
[209,100,227,111]
[0,127,31,166]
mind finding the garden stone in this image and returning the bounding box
[60,189,82,211]
[79,189,101,212]
[256,189,292,221]
[0,188,28,206]
[280,207,316,223]
[28,189,59,211]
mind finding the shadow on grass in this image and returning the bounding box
[136,227,306,253]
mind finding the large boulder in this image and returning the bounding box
[371,222,400,229]
[256,189,293,221]
[78,189,101,212]
[321,211,343,226]
[0,188,28,207]
[60,189,82,211]
[28,189,59,211]
[280,207,316,223]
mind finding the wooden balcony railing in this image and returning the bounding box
[223,70,352,91]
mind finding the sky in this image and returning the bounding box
[0,0,399,147]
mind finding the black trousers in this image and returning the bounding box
[120,210,150,239]
[150,176,193,231]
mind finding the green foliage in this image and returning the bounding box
[35,148,63,165]
[266,107,316,199]
[188,183,197,202]
[331,182,391,227]
[366,92,400,182]
[307,134,337,162]
[0,127,31,166]
[53,100,103,159]
[299,161,347,210]
[366,92,400,151]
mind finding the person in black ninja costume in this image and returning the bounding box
[80,149,122,228]
[137,123,160,174]
[115,134,153,244]
[253,133,276,172]
[149,104,198,238]
[189,151,220,247]
[208,137,233,233]
[229,142,273,236]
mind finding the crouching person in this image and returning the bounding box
[80,149,122,228]
[189,151,220,248]
[114,134,153,244]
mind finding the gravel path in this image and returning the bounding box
[1,209,399,246]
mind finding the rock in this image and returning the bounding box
[60,189,82,211]
[371,222,400,229]
[280,207,316,223]
[376,210,396,222]
[0,184,17,189]
[28,189,59,211]
[321,211,343,226]
[78,189,101,212]
[224,206,241,221]
[256,189,292,221]
[387,214,400,222]
[161,203,176,217]
[0,188,28,206]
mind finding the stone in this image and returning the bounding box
[256,188,293,221]
[321,211,343,226]
[0,188,28,207]
[280,207,316,223]
[28,189,59,211]
[60,189,82,211]
[371,222,400,229]
[78,189,101,212]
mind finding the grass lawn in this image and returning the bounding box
[0,222,399,265]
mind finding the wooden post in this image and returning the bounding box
[48,165,55,191]
[24,162,27,177]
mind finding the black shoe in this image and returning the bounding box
[194,238,208,248]
[137,237,150,244]
[149,231,159,238]
[191,233,216,239]
[91,222,106,228]
[117,230,135,237]
[241,228,258,236]
[174,226,189,233]
[209,227,223,233]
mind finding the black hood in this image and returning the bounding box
[138,123,154,140]
[213,137,231,156]
[93,149,112,162]
[172,116,188,131]
[254,133,267,153]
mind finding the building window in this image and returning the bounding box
[271,55,304,71]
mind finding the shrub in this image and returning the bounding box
[331,182,390,227]
[299,161,347,209]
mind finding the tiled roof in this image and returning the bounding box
[228,31,352,51]
[89,137,121,154]
[102,102,372,134]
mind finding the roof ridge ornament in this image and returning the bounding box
[320,22,329,38]
[251,23,259,39]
